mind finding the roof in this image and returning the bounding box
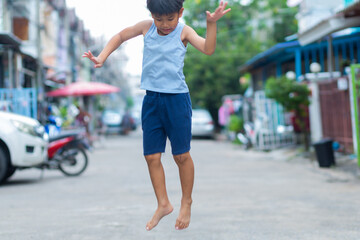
[298,1,360,45]
[239,41,299,73]
[337,1,360,17]
[0,32,21,49]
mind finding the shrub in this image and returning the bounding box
[227,114,244,133]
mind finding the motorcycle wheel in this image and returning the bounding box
[58,147,88,176]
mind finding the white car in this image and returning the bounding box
[0,111,48,183]
[192,109,215,139]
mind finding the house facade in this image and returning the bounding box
[0,0,131,123]
[240,0,360,152]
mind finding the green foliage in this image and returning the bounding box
[59,106,68,119]
[265,76,310,113]
[265,76,311,151]
[182,0,298,122]
[227,114,244,133]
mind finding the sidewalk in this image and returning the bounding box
[270,146,360,178]
[215,132,360,182]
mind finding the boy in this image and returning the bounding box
[83,0,231,231]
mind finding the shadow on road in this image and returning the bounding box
[1,171,70,188]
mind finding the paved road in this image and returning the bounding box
[1,130,360,240]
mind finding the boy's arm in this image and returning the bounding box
[83,20,152,68]
[183,1,231,56]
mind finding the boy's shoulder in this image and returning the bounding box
[182,24,195,31]
[181,24,196,37]
[139,20,153,29]
[133,20,153,36]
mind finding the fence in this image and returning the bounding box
[0,88,37,119]
[254,91,295,150]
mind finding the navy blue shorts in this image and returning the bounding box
[141,91,192,156]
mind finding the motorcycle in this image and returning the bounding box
[39,131,90,176]
[237,122,255,150]
[44,115,62,137]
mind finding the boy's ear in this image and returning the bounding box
[178,7,184,18]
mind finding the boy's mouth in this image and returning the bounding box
[161,28,172,33]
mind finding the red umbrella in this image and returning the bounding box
[46,81,120,97]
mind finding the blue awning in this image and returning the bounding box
[239,41,299,73]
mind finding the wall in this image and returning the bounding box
[297,0,343,33]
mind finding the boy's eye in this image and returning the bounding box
[168,18,174,21]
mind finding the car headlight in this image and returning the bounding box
[43,132,49,141]
[11,120,41,138]
[35,125,48,140]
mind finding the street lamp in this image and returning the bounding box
[310,62,321,82]
[286,71,296,80]
[310,62,321,74]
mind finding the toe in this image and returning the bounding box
[175,221,186,230]
[146,221,154,231]
[181,222,186,229]
[175,221,180,230]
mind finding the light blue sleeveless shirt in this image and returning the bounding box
[141,22,189,93]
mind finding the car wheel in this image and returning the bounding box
[0,147,9,184]
[5,166,16,181]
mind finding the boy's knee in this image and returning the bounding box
[173,152,191,165]
[145,153,161,165]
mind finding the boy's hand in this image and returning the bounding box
[82,50,104,68]
[206,1,231,23]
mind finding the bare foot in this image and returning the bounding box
[146,204,174,231]
[175,200,192,230]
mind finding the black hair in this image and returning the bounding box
[147,0,185,15]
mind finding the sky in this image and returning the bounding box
[66,0,151,76]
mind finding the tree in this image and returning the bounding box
[265,76,311,150]
[183,0,298,124]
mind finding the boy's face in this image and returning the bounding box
[151,8,184,36]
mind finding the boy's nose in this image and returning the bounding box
[161,22,169,28]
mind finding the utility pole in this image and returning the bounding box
[36,0,43,119]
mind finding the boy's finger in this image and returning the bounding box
[223,8,231,14]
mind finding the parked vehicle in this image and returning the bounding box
[102,109,136,135]
[39,131,90,176]
[0,111,48,183]
[44,115,62,137]
[121,110,136,134]
[102,109,124,135]
[192,109,215,139]
[237,122,255,150]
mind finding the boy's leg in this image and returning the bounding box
[145,153,173,231]
[173,151,194,230]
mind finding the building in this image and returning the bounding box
[239,0,360,152]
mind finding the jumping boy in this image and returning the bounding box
[83,0,231,231]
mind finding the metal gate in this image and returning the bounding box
[318,78,353,152]
[0,88,37,118]
[254,91,295,150]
